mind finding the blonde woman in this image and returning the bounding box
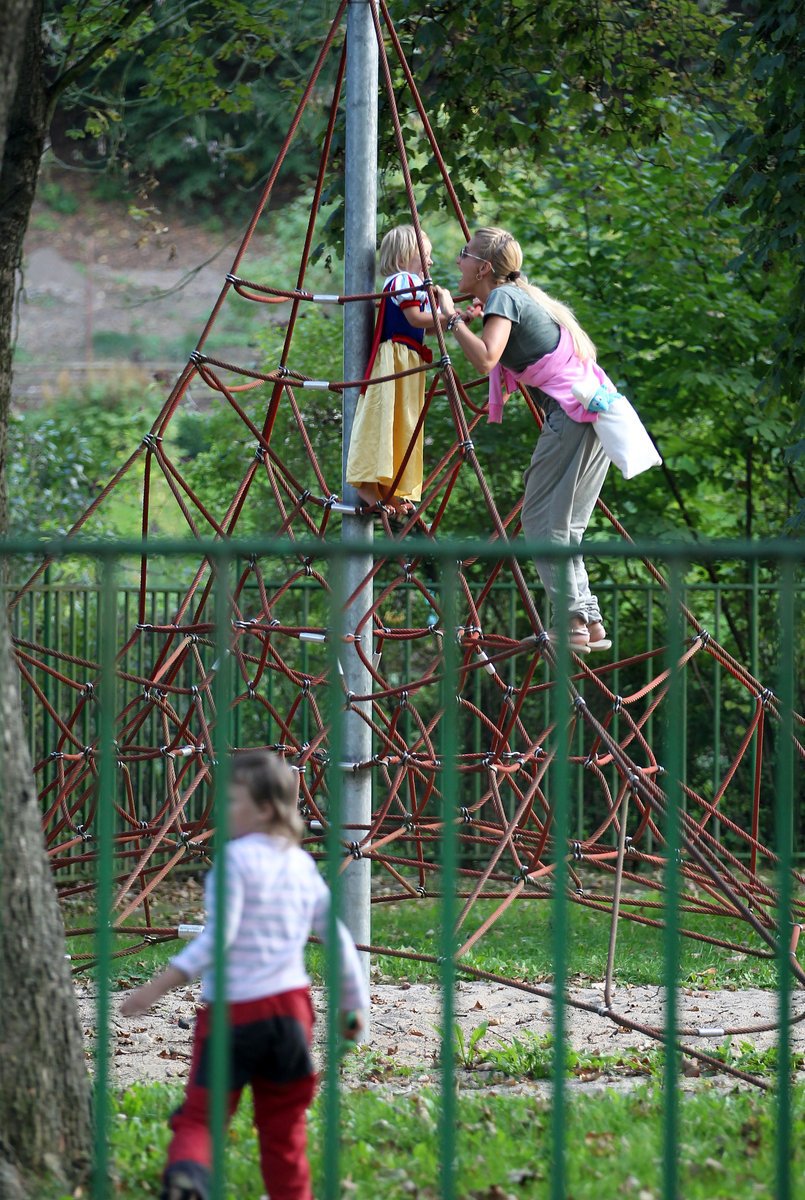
[346,224,439,515]
[436,227,614,652]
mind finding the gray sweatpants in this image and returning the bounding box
[520,400,610,626]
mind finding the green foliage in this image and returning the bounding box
[716,0,805,513]
[45,0,342,216]
[7,382,160,540]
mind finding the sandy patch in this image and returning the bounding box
[76,977,804,1094]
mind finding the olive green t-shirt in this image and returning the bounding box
[482,284,560,373]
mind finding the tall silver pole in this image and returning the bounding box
[341,0,377,1004]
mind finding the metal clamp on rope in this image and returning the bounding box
[698,629,711,647]
[612,695,623,713]
[402,814,415,832]
[584,752,598,768]
[324,493,339,509]
[572,841,584,861]
[254,444,266,462]
[225,273,241,285]
[136,623,154,632]
[247,680,256,697]
[460,807,472,824]
[49,750,64,761]
[574,695,587,711]
[348,842,363,860]
[142,433,162,450]
[757,687,774,706]
[82,746,93,760]
[421,276,434,289]
[276,364,291,379]
[459,438,474,456]
[439,354,452,369]
[416,885,427,897]
[76,823,92,842]
[188,350,207,365]
[513,866,530,883]
[596,1004,611,1018]
[398,689,409,709]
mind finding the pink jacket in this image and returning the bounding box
[488,325,615,424]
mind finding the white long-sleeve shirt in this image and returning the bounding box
[171,833,369,1011]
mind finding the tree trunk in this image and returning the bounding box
[0,0,47,539]
[1,2,93,1194]
[0,613,92,1197]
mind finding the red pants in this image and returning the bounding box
[166,987,317,1200]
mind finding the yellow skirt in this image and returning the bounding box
[345,342,425,502]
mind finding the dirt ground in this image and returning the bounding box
[76,976,805,1096]
[14,178,276,408]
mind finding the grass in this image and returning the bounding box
[52,1080,805,1199]
[72,889,780,992]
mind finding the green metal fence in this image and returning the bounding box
[8,569,802,863]
[0,535,802,1200]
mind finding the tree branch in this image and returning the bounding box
[47,0,154,109]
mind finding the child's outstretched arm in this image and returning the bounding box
[401,305,439,332]
[310,873,370,1031]
[121,964,189,1016]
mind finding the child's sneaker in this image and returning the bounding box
[160,1161,209,1200]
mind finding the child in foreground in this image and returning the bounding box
[345,223,439,515]
[121,750,369,1200]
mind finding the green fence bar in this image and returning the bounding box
[323,554,346,1200]
[0,533,803,1200]
[439,560,459,1200]
[775,560,795,1200]
[550,600,571,1200]
[92,558,116,1199]
[662,560,685,1200]
[210,552,233,1200]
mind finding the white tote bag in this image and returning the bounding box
[572,384,662,480]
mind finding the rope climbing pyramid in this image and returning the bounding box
[9,0,804,1084]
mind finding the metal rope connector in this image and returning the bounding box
[188,350,207,365]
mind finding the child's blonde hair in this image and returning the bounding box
[230,750,304,843]
[471,227,597,363]
[378,224,429,276]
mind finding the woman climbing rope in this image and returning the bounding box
[437,226,630,654]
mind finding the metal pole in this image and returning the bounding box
[340,0,377,1005]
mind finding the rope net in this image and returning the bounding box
[9,0,804,1084]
